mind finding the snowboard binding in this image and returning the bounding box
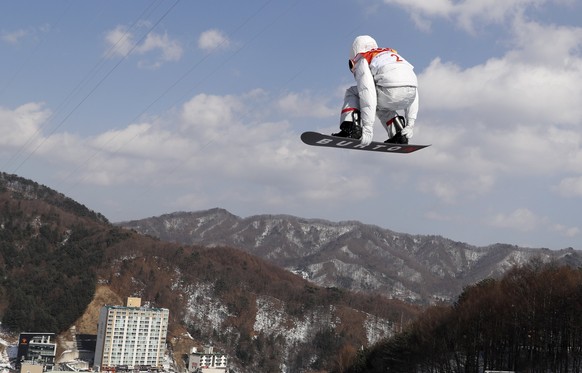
[332,110,362,139]
[384,115,408,144]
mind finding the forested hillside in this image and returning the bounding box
[4,171,582,372]
[345,261,582,373]
[0,173,110,332]
[0,172,418,373]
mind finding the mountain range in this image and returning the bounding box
[117,209,582,304]
[3,170,580,372]
[0,172,415,373]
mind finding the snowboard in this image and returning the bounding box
[300,131,429,154]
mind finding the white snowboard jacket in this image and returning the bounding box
[351,43,418,133]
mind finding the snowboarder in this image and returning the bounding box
[333,35,419,145]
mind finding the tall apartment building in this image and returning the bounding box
[94,298,169,371]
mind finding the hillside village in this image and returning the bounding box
[2,173,582,372]
[0,297,228,373]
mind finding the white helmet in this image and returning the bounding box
[350,35,378,60]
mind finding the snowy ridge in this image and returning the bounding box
[118,209,582,304]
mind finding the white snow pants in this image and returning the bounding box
[340,85,418,138]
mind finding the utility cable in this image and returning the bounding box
[10,0,180,174]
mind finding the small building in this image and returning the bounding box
[16,333,57,371]
[188,347,227,373]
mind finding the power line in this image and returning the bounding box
[0,2,72,100]
[10,0,180,174]
[0,1,74,170]
[2,0,164,171]
[60,0,283,193]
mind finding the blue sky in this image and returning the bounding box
[1,0,581,250]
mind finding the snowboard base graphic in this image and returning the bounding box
[300,132,429,154]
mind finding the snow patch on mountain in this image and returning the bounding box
[184,283,232,331]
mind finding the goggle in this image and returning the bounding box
[348,59,355,72]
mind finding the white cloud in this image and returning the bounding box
[0,103,50,147]
[382,0,453,18]
[424,210,452,222]
[489,208,544,232]
[1,24,50,45]
[1,29,29,44]
[420,22,582,126]
[510,16,582,66]
[276,92,336,118]
[104,25,134,57]
[416,18,582,194]
[104,25,183,68]
[552,224,580,238]
[22,90,318,192]
[488,208,579,239]
[137,31,183,68]
[198,29,231,52]
[180,93,243,139]
[421,173,495,204]
[554,176,582,197]
[383,0,546,31]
